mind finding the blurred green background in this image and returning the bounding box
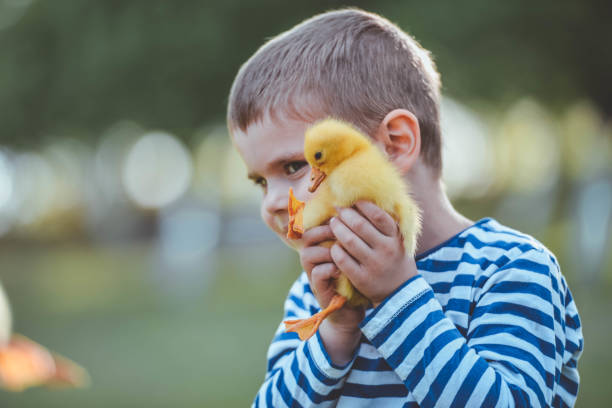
[0,0,610,406]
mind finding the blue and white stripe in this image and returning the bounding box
[253,218,583,407]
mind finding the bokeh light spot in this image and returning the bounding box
[0,150,13,211]
[122,131,192,209]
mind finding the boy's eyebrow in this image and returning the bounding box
[247,152,306,180]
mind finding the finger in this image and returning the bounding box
[311,262,340,281]
[329,216,372,263]
[354,201,397,237]
[300,246,332,274]
[311,263,340,300]
[302,224,335,246]
[335,206,382,248]
[330,243,363,281]
[302,246,332,265]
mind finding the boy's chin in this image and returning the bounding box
[280,235,304,251]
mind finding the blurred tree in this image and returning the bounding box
[0,0,610,147]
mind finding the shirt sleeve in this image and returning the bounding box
[253,273,358,408]
[359,249,583,408]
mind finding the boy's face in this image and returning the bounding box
[231,114,315,249]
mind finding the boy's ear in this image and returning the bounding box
[375,109,421,174]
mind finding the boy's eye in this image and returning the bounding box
[285,161,307,175]
[253,177,267,189]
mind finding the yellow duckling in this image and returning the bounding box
[284,118,421,340]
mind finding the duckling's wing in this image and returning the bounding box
[329,150,404,211]
[302,184,336,230]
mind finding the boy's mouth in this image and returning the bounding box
[308,167,326,192]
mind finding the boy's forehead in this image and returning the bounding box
[231,114,309,169]
[233,115,306,145]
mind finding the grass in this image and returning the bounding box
[0,241,609,406]
[0,241,299,407]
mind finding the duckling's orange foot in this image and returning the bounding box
[284,295,347,341]
[287,188,305,239]
[284,314,325,341]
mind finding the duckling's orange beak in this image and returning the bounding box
[308,167,326,193]
[287,188,305,239]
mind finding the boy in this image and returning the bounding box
[227,9,583,407]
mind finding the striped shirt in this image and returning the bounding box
[253,218,583,407]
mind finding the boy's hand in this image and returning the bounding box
[329,201,418,307]
[299,224,364,365]
[299,225,364,330]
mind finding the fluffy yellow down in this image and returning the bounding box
[302,118,421,307]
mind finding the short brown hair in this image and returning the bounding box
[227,8,442,173]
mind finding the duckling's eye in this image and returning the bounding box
[285,161,307,175]
[314,151,322,160]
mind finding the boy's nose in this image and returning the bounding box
[263,184,288,216]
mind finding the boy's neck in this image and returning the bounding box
[407,161,473,256]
